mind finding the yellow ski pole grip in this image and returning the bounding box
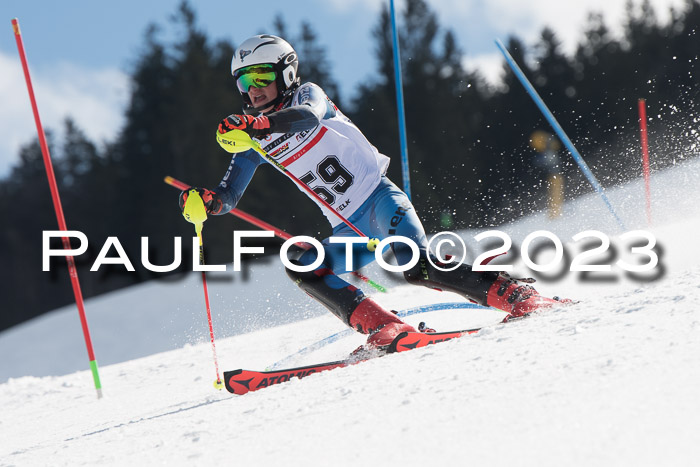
[216,128,255,153]
[182,189,208,232]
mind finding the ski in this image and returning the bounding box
[266,302,490,371]
[388,328,481,353]
[223,326,482,395]
[224,360,355,395]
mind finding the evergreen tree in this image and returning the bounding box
[297,21,341,105]
[0,133,71,328]
[4,0,700,331]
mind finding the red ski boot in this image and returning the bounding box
[347,298,417,359]
[349,298,416,347]
[487,276,571,322]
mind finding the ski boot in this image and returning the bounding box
[487,275,572,322]
[284,259,431,359]
[349,298,416,351]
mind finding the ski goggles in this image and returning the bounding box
[234,64,277,93]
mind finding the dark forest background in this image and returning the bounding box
[2,0,700,331]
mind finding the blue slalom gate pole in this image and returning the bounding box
[390,0,412,199]
[494,39,627,231]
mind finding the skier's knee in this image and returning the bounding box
[403,258,427,285]
[285,259,312,284]
[393,244,427,285]
[284,259,365,326]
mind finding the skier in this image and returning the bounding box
[180,34,569,352]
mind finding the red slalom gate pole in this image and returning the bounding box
[12,18,102,397]
[164,176,388,293]
[638,99,652,226]
[164,176,308,245]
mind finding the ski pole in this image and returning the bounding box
[164,176,388,293]
[217,130,377,243]
[12,18,103,398]
[181,189,223,390]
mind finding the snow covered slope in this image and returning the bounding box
[1,157,699,466]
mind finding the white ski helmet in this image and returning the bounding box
[231,34,299,113]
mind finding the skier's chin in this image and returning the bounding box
[253,100,274,114]
[252,95,271,106]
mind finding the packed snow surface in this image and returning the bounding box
[2,158,700,466]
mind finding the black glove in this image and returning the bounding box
[179,188,223,215]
